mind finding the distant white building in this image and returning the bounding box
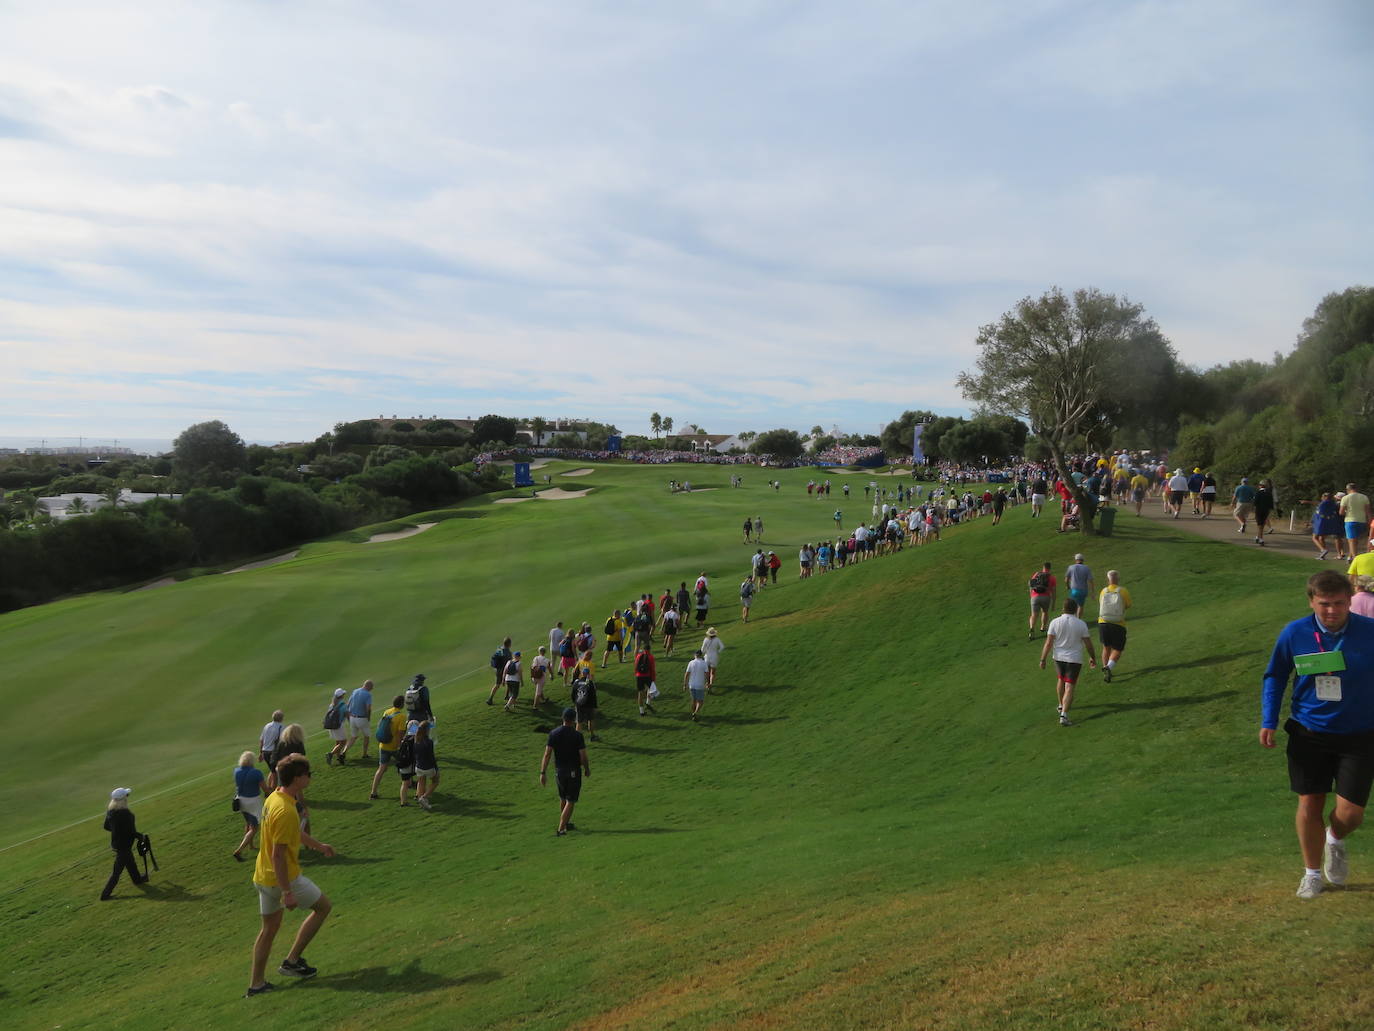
[37,489,180,521]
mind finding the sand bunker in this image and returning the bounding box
[538,487,591,499]
[494,496,536,504]
[136,577,177,591]
[226,551,300,574]
[561,468,595,477]
[365,521,437,543]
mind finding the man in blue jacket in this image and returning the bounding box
[1261,570,1374,898]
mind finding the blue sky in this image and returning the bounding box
[1,0,1370,445]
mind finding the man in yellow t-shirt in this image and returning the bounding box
[1340,482,1371,554]
[1347,550,1374,589]
[1097,570,1133,683]
[1129,472,1150,515]
[247,754,335,997]
[369,695,409,800]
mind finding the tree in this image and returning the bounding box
[957,287,1170,532]
[650,412,662,438]
[810,425,825,438]
[738,430,757,443]
[470,414,518,447]
[530,416,547,446]
[810,434,837,455]
[65,497,88,515]
[879,410,940,457]
[173,420,247,486]
[662,417,673,437]
[749,429,804,460]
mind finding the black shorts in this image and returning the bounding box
[574,704,594,724]
[1054,660,1082,682]
[1098,622,1126,650]
[606,641,621,652]
[1285,719,1374,806]
[635,676,652,691]
[555,768,582,804]
[1169,490,1185,506]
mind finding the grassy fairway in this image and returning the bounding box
[4,462,1373,1030]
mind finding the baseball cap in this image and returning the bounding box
[333,688,346,697]
[111,787,131,801]
[1074,553,1084,561]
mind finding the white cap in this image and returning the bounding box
[333,688,346,697]
[111,787,131,800]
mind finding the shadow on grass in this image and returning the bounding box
[580,827,687,836]
[300,853,392,867]
[300,960,500,994]
[134,881,204,902]
[1074,689,1239,723]
[450,757,517,774]
[596,740,687,756]
[443,797,521,821]
[722,682,790,695]
[1135,652,1256,674]
[689,714,790,726]
[307,798,372,812]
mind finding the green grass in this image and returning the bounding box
[3,462,1371,1030]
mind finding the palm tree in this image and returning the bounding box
[66,497,89,515]
[650,412,662,439]
[662,417,673,438]
[103,484,123,510]
[531,416,547,446]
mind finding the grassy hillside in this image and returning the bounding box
[3,462,1371,1030]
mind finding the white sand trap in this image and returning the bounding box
[366,521,437,543]
[494,496,536,504]
[136,577,177,591]
[538,487,591,499]
[226,551,300,573]
[561,468,595,477]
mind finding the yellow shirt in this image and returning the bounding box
[253,789,302,887]
[1348,553,1374,578]
[1098,585,1133,625]
[1130,475,1149,491]
[574,657,594,681]
[380,706,406,751]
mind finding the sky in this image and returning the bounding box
[1,0,1370,446]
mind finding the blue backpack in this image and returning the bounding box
[375,709,395,745]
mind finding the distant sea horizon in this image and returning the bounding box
[0,436,282,456]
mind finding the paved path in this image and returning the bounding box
[1123,495,1343,564]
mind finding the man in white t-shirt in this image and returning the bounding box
[549,622,566,659]
[683,650,710,721]
[700,627,726,690]
[1166,469,1190,518]
[1038,600,1097,727]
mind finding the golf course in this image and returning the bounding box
[3,460,1371,1030]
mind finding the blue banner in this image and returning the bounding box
[513,462,534,487]
[911,424,925,463]
[606,435,622,452]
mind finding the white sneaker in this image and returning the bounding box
[1324,841,1348,886]
[1296,873,1324,899]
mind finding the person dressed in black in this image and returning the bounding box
[539,708,590,836]
[101,787,146,900]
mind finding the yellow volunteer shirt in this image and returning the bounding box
[381,707,406,751]
[1348,553,1374,578]
[253,789,302,887]
[1098,585,1133,625]
[1130,474,1149,492]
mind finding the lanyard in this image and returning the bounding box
[1312,619,1347,653]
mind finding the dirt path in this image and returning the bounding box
[1127,496,1324,560]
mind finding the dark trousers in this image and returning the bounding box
[102,847,142,898]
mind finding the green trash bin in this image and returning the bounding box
[1097,505,1117,537]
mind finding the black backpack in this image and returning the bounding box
[605,616,617,635]
[635,652,651,676]
[322,701,342,731]
[1030,570,1050,593]
[560,636,575,659]
[491,648,508,670]
[573,678,592,707]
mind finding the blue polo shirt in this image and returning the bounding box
[1262,613,1374,733]
[347,686,372,717]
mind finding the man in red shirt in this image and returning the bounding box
[633,641,657,717]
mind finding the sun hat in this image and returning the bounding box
[706,627,718,637]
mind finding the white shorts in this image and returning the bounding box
[415,767,438,779]
[706,658,719,670]
[328,724,348,741]
[237,794,263,823]
[256,874,322,915]
[1031,493,1046,505]
[348,715,370,735]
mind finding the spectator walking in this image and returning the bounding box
[1255,479,1276,546]
[259,710,285,787]
[341,680,373,762]
[540,708,590,836]
[487,637,513,705]
[368,695,408,799]
[1313,491,1343,560]
[502,652,524,712]
[701,627,726,690]
[531,646,552,707]
[1039,601,1097,727]
[1340,482,1370,555]
[100,787,145,900]
[634,641,657,716]
[1027,561,1057,639]
[740,575,756,623]
[412,720,439,810]
[232,752,267,862]
[1097,570,1133,681]
[1233,477,1257,534]
[1260,570,1374,899]
[1064,554,1095,613]
[323,689,348,766]
[246,754,335,996]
